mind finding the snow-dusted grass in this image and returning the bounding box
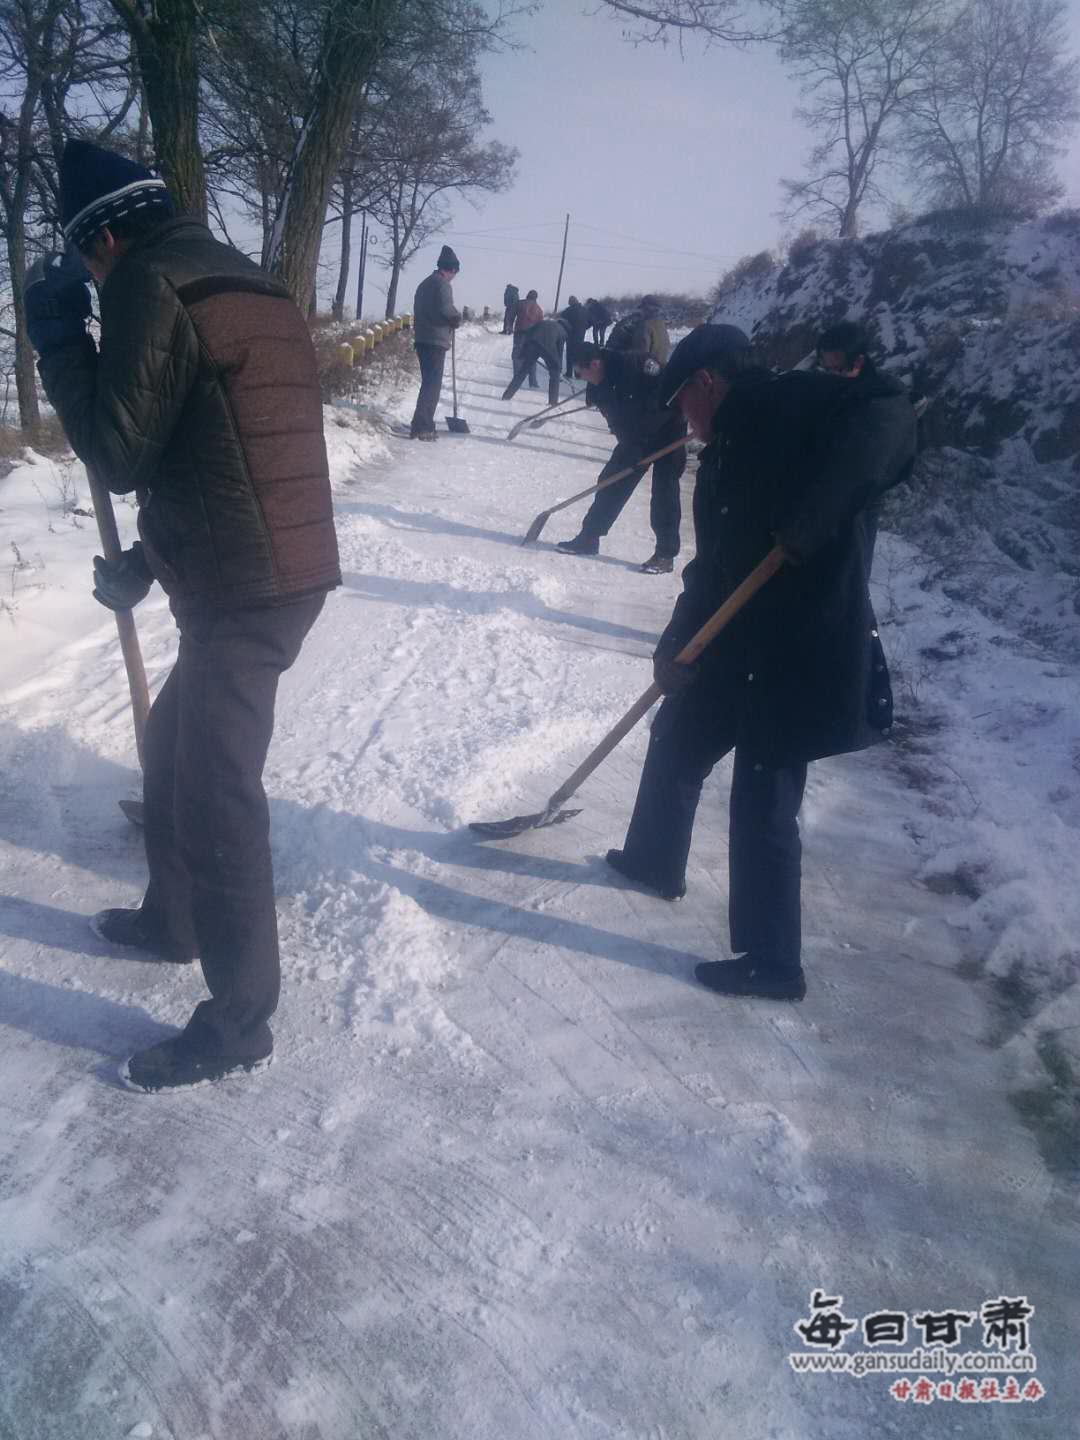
[0,326,1076,1438]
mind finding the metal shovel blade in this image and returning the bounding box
[521,509,552,545]
[446,415,470,433]
[468,804,582,840]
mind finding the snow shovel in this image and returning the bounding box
[508,389,583,441]
[469,546,785,839]
[446,332,469,433]
[526,404,589,432]
[520,434,687,545]
[84,465,151,823]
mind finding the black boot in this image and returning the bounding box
[640,552,674,574]
[91,908,197,963]
[605,848,686,901]
[695,957,806,1001]
[121,1034,272,1093]
[556,532,600,556]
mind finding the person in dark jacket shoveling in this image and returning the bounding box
[24,140,341,1091]
[556,340,687,574]
[604,324,916,1001]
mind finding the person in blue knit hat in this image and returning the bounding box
[23,139,341,1093]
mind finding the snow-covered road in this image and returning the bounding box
[1,327,1075,1439]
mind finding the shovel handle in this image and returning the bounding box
[86,465,151,768]
[542,435,687,520]
[547,546,785,809]
[508,389,584,440]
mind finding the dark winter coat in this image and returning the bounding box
[558,299,589,347]
[413,269,461,349]
[38,217,340,612]
[657,367,916,767]
[503,284,519,307]
[586,350,682,449]
[586,299,611,328]
[520,316,569,370]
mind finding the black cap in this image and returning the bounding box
[660,323,751,406]
[437,244,460,272]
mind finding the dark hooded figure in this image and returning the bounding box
[585,297,611,345]
[558,295,589,377]
[23,140,341,1091]
[502,282,519,335]
[604,323,916,1003]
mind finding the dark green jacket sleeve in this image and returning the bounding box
[38,262,200,495]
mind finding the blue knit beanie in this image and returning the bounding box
[60,139,174,252]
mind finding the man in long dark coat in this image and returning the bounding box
[24,140,341,1090]
[605,324,916,1000]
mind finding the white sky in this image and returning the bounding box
[350,0,1080,319]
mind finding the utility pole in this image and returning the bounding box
[553,212,569,311]
[355,212,369,319]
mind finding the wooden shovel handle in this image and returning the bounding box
[547,546,785,809]
[540,434,687,520]
[86,466,151,768]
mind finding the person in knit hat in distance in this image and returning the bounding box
[409,243,461,439]
[22,138,341,1093]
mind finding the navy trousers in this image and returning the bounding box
[579,437,685,557]
[620,693,808,976]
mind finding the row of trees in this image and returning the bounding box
[604,0,1080,237]
[1,0,519,429]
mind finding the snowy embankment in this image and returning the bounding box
[1,326,1076,1439]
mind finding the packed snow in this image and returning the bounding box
[1,325,1076,1439]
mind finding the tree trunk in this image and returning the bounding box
[7,227,41,432]
[384,254,401,318]
[266,0,392,311]
[355,213,368,319]
[332,176,353,320]
[109,0,207,220]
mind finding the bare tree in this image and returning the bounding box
[366,59,516,315]
[107,0,206,218]
[778,0,941,237]
[1,0,131,429]
[900,0,1080,212]
[596,0,776,44]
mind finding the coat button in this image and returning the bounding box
[747,672,754,682]
[876,663,885,672]
[720,506,729,515]
[753,763,763,772]
[870,628,879,638]
[878,697,888,705]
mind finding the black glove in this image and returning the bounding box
[92,543,153,612]
[653,653,698,696]
[23,249,92,357]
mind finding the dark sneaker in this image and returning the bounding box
[556,533,600,557]
[120,1035,273,1093]
[640,552,674,575]
[695,958,806,1001]
[605,848,686,901]
[90,908,197,963]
